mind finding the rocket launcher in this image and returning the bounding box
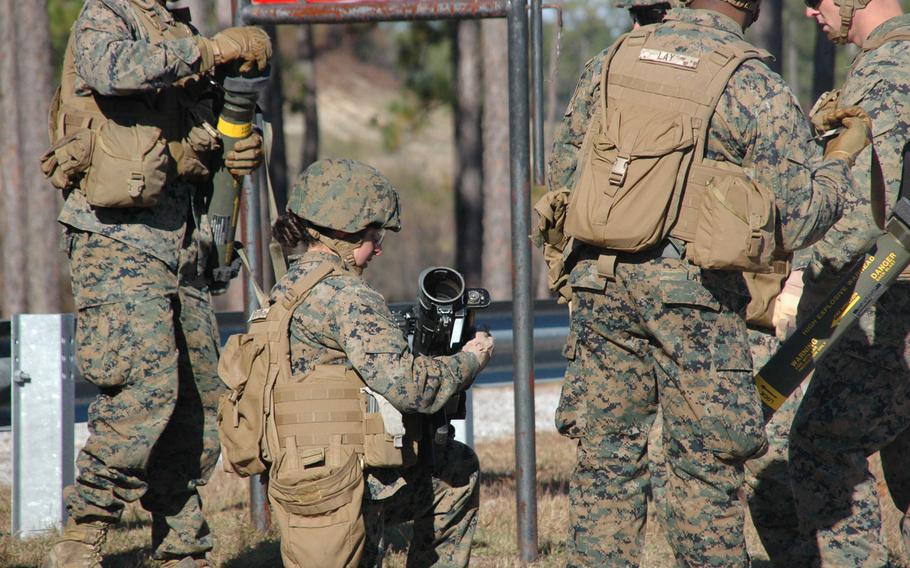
[209,70,270,289]
[756,143,910,421]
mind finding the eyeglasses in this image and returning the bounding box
[804,0,821,9]
[363,227,386,246]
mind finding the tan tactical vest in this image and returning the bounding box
[44,0,193,207]
[219,261,418,478]
[564,27,779,273]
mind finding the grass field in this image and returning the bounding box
[2,431,907,567]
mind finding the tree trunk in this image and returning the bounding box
[812,27,836,102]
[16,0,61,314]
[481,19,511,301]
[0,0,33,316]
[749,0,783,73]
[452,20,484,287]
[298,25,320,174]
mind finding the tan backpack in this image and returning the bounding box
[217,261,336,476]
[564,28,778,272]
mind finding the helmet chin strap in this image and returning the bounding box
[831,1,855,43]
[307,228,364,275]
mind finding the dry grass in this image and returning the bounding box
[0,433,576,567]
[2,431,908,567]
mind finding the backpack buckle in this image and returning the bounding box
[610,156,630,186]
[127,172,145,197]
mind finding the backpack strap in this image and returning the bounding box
[571,29,643,188]
[271,260,338,383]
[597,28,652,136]
[691,42,772,164]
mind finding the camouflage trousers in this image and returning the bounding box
[270,438,479,568]
[786,281,910,568]
[362,440,480,567]
[741,329,810,567]
[646,327,809,567]
[64,231,224,559]
[557,258,766,568]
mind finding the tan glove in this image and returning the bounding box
[772,270,804,341]
[818,106,873,166]
[462,331,494,372]
[224,132,263,177]
[197,26,272,74]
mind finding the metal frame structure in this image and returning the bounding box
[234,0,539,561]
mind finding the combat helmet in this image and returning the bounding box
[681,0,761,15]
[614,0,681,9]
[616,0,681,26]
[287,158,401,272]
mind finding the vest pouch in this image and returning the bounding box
[533,190,574,302]
[744,270,787,329]
[217,333,271,476]
[84,120,169,208]
[686,164,777,272]
[269,450,364,517]
[565,104,696,252]
[360,387,418,469]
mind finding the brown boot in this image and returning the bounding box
[42,519,107,568]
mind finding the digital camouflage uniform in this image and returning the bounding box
[59,0,224,559]
[742,330,809,566]
[549,8,854,567]
[786,15,910,567]
[271,250,481,568]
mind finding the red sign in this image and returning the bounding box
[251,0,378,3]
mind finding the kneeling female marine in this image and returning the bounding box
[265,158,494,568]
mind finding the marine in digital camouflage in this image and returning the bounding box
[549,7,856,567]
[267,250,480,566]
[64,232,224,559]
[785,14,910,567]
[55,0,227,562]
[287,158,402,234]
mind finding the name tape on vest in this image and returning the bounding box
[639,48,700,70]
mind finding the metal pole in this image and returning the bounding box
[242,0,509,24]
[244,172,270,532]
[508,0,538,562]
[235,0,270,533]
[11,314,75,537]
[530,0,545,186]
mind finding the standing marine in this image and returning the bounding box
[40,0,270,566]
[538,0,870,565]
[778,0,910,565]
[260,159,494,568]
